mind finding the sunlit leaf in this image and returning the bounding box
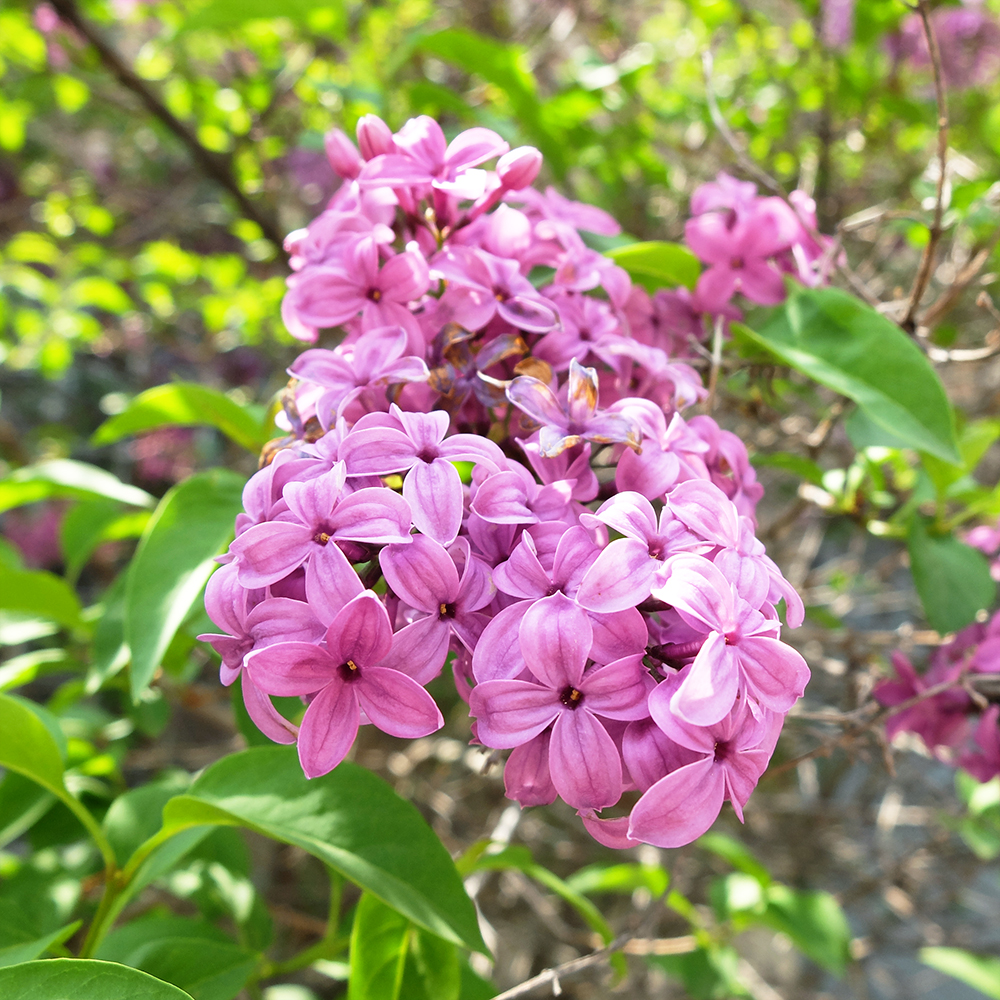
[151,747,485,953]
[0,959,194,999]
[920,947,1000,999]
[740,286,960,463]
[93,383,269,454]
[907,515,997,634]
[605,241,700,291]
[125,469,245,700]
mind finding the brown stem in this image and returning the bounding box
[902,0,949,333]
[47,0,285,251]
[490,934,632,1000]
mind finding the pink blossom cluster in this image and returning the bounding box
[201,114,815,849]
[966,517,1000,582]
[888,0,1000,91]
[875,611,1000,782]
[685,173,832,314]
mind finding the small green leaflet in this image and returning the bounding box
[907,515,997,634]
[0,959,194,1000]
[142,747,486,953]
[125,469,246,700]
[920,947,1000,999]
[739,285,960,463]
[605,241,700,291]
[92,382,270,454]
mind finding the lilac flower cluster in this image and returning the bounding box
[684,173,831,315]
[876,611,1000,782]
[888,0,1000,92]
[201,115,815,849]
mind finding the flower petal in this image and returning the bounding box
[519,592,592,689]
[576,538,657,614]
[246,641,334,697]
[627,756,723,848]
[403,459,464,545]
[669,631,741,727]
[380,534,459,613]
[357,666,443,738]
[469,679,560,748]
[549,710,622,810]
[324,591,394,668]
[298,680,360,778]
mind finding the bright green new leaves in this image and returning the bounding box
[97,917,256,1000]
[0,959,194,1000]
[740,285,960,463]
[0,459,154,516]
[0,921,80,969]
[152,747,485,953]
[463,844,613,946]
[907,516,997,634]
[0,692,68,793]
[566,862,669,898]
[348,895,462,1000]
[92,382,270,455]
[761,885,852,976]
[920,947,1000,999]
[0,694,114,869]
[348,895,410,1000]
[125,469,245,700]
[0,567,83,631]
[605,241,700,291]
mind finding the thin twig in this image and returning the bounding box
[47,0,284,250]
[771,671,1000,777]
[902,0,950,332]
[705,314,725,412]
[702,50,881,308]
[490,934,631,1000]
[702,51,785,197]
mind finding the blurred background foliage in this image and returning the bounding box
[3,1,1000,998]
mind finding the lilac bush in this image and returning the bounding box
[199,114,825,850]
[877,609,1000,782]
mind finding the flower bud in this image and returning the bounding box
[324,128,362,179]
[356,114,395,160]
[497,146,542,190]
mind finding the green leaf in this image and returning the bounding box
[0,922,80,968]
[740,285,960,463]
[920,947,1000,999]
[467,845,613,945]
[92,383,269,454]
[907,515,997,633]
[178,0,327,29]
[0,692,68,795]
[125,469,245,700]
[104,774,192,867]
[0,460,154,516]
[61,499,150,582]
[348,894,410,1000]
[0,773,55,848]
[605,241,700,291]
[0,959,195,999]
[844,407,912,452]
[404,927,460,1000]
[97,917,256,1000]
[922,417,1000,497]
[762,885,852,975]
[649,945,748,1000]
[750,451,825,486]
[458,960,496,1000]
[0,567,83,631]
[150,746,485,953]
[565,863,669,898]
[697,833,772,886]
